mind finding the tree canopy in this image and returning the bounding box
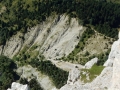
[0,55,19,90]
[29,59,68,88]
[0,0,120,44]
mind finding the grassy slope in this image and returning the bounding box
[81,65,104,83]
[60,26,113,65]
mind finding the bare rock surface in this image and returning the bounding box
[104,31,120,90]
[59,31,120,90]
[84,57,98,69]
[2,32,23,58]
[0,15,85,90]
[109,57,120,90]
[67,66,80,85]
[1,14,120,90]
[85,67,112,90]
[17,65,56,90]
[0,15,85,60]
[104,31,120,67]
[7,82,30,90]
[60,67,82,90]
[107,32,120,90]
[59,64,112,90]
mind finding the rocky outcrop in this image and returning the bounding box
[107,31,120,90]
[0,15,85,60]
[60,67,81,90]
[7,82,30,90]
[17,65,56,90]
[59,31,120,90]
[109,57,120,90]
[84,57,98,69]
[2,32,23,58]
[104,31,120,67]
[59,59,112,90]
[67,66,80,85]
[103,31,120,89]
[85,67,112,90]
[0,15,85,90]
[1,14,120,90]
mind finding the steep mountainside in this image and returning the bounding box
[0,15,85,60]
[60,31,120,90]
[7,32,120,90]
[0,0,120,90]
[0,14,117,90]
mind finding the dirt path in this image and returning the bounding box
[48,59,84,71]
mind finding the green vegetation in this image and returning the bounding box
[60,26,111,65]
[13,45,39,66]
[75,46,110,66]
[60,27,95,64]
[20,78,43,90]
[0,0,120,45]
[0,55,19,90]
[14,45,68,89]
[29,44,38,51]
[75,27,95,54]
[107,0,120,4]
[0,0,119,88]
[96,49,111,65]
[29,59,68,89]
[88,48,111,65]
[81,64,104,83]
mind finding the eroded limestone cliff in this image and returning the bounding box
[59,31,120,90]
[0,15,85,60]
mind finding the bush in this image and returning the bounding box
[20,78,43,90]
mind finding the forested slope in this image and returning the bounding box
[0,55,19,90]
[0,0,120,90]
[0,0,120,45]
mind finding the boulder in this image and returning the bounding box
[67,66,80,85]
[7,82,30,90]
[60,31,120,90]
[84,57,98,69]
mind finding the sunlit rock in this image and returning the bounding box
[7,82,30,90]
[84,57,98,69]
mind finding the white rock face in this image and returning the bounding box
[103,31,120,89]
[0,14,85,90]
[60,67,82,90]
[37,15,85,59]
[104,31,120,67]
[67,66,80,85]
[60,31,120,90]
[17,65,56,90]
[103,40,118,67]
[84,57,98,69]
[7,82,30,90]
[2,32,23,58]
[108,39,120,90]
[0,15,85,60]
[109,57,120,90]
[60,64,112,90]
[1,14,120,90]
